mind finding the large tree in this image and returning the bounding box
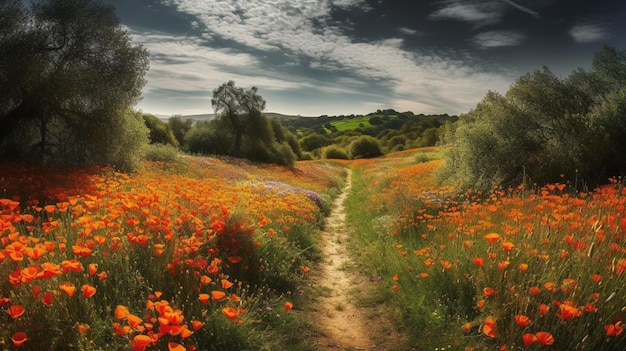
[211,81,267,157]
[0,0,150,169]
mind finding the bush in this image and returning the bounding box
[439,46,626,192]
[144,143,181,163]
[350,135,383,159]
[323,145,350,159]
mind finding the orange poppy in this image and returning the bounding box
[519,263,528,272]
[168,342,186,351]
[605,323,624,337]
[115,305,130,319]
[284,301,293,311]
[59,282,76,297]
[472,257,484,267]
[535,331,554,345]
[131,334,153,350]
[221,279,234,289]
[81,284,96,298]
[484,233,500,243]
[483,287,495,297]
[199,275,212,285]
[76,323,90,334]
[538,304,550,315]
[500,241,514,251]
[198,294,210,304]
[211,291,226,301]
[192,320,203,331]
[127,314,143,328]
[222,307,244,320]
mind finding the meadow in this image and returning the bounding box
[0,157,346,350]
[344,147,626,350]
[2,148,626,350]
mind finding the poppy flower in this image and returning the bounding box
[192,320,203,331]
[483,287,495,297]
[168,342,186,351]
[127,314,143,328]
[284,301,293,311]
[222,307,243,320]
[59,282,76,297]
[41,292,54,305]
[211,291,226,301]
[557,304,581,320]
[501,241,514,251]
[7,304,25,319]
[538,304,550,315]
[81,284,97,298]
[535,331,554,345]
[472,257,484,267]
[519,263,528,272]
[11,332,28,347]
[76,323,90,334]
[529,286,540,296]
[115,305,130,319]
[198,294,210,304]
[484,233,500,243]
[462,322,472,334]
[522,333,537,346]
[221,279,234,289]
[605,323,624,336]
[199,275,212,285]
[514,314,531,327]
[590,274,602,283]
[131,334,153,351]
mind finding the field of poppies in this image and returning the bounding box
[345,147,626,350]
[0,157,346,350]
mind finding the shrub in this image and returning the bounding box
[144,143,181,163]
[323,145,350,159]
[350,135,383,159]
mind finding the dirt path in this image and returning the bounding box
[305,168,377,350]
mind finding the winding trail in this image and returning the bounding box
[306,168,377,350]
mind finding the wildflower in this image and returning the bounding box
[81,284,97,298]
[222,306,244,320]
[131,334,153,351]
[483,316,497,338]
[501,241,514,251]
[211,291,226,301]
[529,286,540,296]
[59,282,76,297]
[519,263,528,272]
[284,301,293,311]
[535,331,554,345]
[472,257,484,267]
[484,233,500,243]
[115,305,130,319]
[168,342,186,351]
[514,314,531,327]
[483,287,495,297]
[557,304,581,320]
[11,332,28,347]
[41,292,54,305]
[522,333,537,346]
[7,304,25,319]
[198,294,210,304]
[605,322,624,336]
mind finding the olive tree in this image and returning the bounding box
[0,0,150,170]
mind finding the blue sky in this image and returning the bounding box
[100,0,626,117]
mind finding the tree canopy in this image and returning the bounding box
[439,45,626,192]
[0,0,150,169]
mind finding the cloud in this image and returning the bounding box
[398,27,419,36]
[142,0,515,116]
[472,30,526,48]
[569,23,609,43]
[429,0,504,26]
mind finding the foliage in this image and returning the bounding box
[144,143,182,163]
[440,46,626,191]
[142,114,179,147]
[322,145,350,160]
[350,135,383,159]
[0,0,149,170]
[168,116,194,147]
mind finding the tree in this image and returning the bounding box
[211,81,266,157]
[168,115,194,147]
[142,113,179,147]
[0,0,149,169]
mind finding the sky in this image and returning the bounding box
[99,0,626,117]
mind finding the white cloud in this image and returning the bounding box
[398,27,418,36]
[569,23,609,43]
[429,0,504,26]
[141,0,515,116]
[472,30,526,48]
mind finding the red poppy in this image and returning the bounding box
[535,331,554,345]
[7,304,25,319]
[11,331,28,347]
[605,323,624,336]
[472,257,484,267]
[514,314,531,327]
[522,333,537,346]
[284,301,293,311]
[483,287,495,297]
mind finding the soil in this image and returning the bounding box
[303,169,406,351]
